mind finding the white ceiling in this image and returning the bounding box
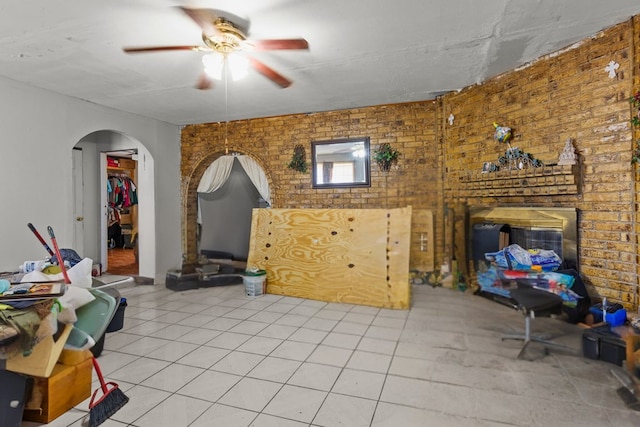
[1,1,639,125]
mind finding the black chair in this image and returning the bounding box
[502,282,578,359]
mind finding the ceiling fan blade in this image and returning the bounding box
[250,39,309,51]
[196,73,214,90]
[249,57,292,88]
[176,6,220,37]
[123,45,205,53]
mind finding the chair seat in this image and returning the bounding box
[502,285,574,359]
[509,286,563,316]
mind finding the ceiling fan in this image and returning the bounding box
[123,7,309,89]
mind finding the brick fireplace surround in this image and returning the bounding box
[181,16,640,311]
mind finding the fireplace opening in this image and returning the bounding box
[468,207,578,272]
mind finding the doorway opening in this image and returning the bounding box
[73,131,155,281]
[106,152,138,276]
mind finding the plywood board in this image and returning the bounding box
[410,209,434,272]
[387,207,413,308]
[247,208,412,309]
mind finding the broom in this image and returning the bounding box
[27,222,55,257]
[46,226,71,284]
[88,356,129,427]
[46,225,128,425]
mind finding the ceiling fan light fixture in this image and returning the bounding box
[124,8,308,89]
[202,53,224,80]
[228,54,249,81]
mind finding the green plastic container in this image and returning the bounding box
[65,288,118,350]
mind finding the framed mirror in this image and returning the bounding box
[311,137,370,188]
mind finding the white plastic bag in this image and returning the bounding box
[67,257,93,288]
[22,257,93,288]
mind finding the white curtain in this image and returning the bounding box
[197,155,271,223]
[237,156,271,207]
[197,156,235,193]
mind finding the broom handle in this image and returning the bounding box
[92,357,110,393]
[27,223,55,257]
[47,226,71,285]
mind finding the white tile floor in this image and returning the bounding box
[23,282,640,426]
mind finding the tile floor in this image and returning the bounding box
[23,281,640,426]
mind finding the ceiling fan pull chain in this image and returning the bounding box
[224,66,229,155]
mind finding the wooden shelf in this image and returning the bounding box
[458,164,580,197]
[107,166,131,173]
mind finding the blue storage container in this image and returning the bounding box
[589,303,627,327]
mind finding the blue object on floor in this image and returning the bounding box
[590,303,627,327]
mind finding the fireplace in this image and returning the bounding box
[468,206,578,271]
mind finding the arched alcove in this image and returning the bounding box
[182,149,275,269]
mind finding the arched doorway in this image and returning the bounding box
[73,130,156,278]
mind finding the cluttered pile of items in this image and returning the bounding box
[476,243,640,409]
[477,244,589,318]
[0,224,128,427]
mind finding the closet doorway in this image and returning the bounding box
[106,153,138,275]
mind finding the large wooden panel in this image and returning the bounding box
[247,208,412,309]
[410,209,434,272]
[387,207,413,308]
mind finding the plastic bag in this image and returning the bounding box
[50,248,83,268]
[22,257,94,287]
[485,244,561,271]
[67,258,93,288]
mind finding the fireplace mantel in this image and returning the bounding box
[458,164,580,197]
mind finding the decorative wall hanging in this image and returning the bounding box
[485,122,543,172]
[497,147,543,170]
[605,60,619,79]
[287,144,308,173]
[493,122,512,144]
[373,142,400,172]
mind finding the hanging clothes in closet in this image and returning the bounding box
[107,175,138,207]
[107,174,138,249]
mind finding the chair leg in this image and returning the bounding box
[502,312,533,359]
[502,312,578,359]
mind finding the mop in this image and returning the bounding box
[46,226,129,426]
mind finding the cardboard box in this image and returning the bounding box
[119,213,132,224]
[58,348,93,366]
[22,358,92,424]
[6,323,72,378]
[118,158,136,170]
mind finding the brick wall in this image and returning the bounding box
[181,103,443,267]
[443,17,638,309]
[181,17,640,310]
[634,15,640,311]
